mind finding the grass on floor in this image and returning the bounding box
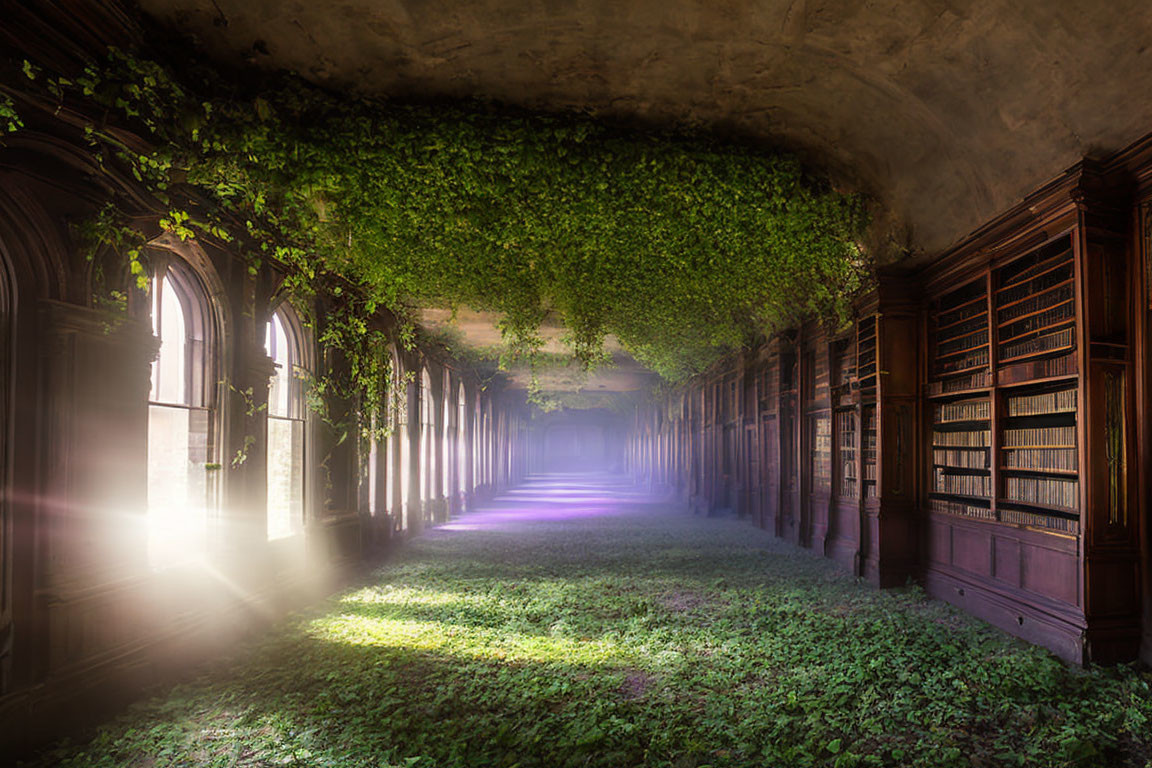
[24,501,1152,768]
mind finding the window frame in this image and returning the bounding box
[265,301,311,541]
[145,253,222,569]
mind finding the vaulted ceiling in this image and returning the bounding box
[135,0,1152,391]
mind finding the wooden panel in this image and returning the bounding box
[1020,543,1079,605]
[825,498,859,569]
[992,535,1021,587]
[927,518,951,565]
[951,526,991,577]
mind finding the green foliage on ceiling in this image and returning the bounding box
[8,45,868,387]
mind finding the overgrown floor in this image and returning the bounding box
[27,474,1152,767]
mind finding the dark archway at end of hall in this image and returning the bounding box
[528,409,628,475]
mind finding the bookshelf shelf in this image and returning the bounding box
[934,418,994,429]
[936,341,992,360]
[1001,467,1078,477]
[929,491,993,503]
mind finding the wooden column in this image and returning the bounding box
[404,351,423,534]
[859,278,920,587]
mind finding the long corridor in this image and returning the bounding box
[26,475,1152,768]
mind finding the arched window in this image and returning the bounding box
[367,416,379,517]
[397,354,412,530]
[473,396,482,490]
[366,348,388,519]
[441,369,452,499]
[147,260,215,568]
[385,348,400,527]
[266,305,306,540]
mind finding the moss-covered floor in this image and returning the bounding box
[26,474,1152,768]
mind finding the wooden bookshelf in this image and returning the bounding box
[924,242,1082,536]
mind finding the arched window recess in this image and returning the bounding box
[146,254,219,568]
[266,301,310,541]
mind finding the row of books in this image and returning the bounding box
[997,282,1074,325]
[1000,507,1079,535]
[936,347,991,375]
[1000,352,1077,380]
[1000,301,1072,342]
[934,398,990,423]
[929,498,995,521]
[858,318,877,384]
[813,417,831,483]
[836,411,856,450]
[930,497,1079,534]
[938,307,987,336]
[999,246,1071,289]
[1004,447,1077,472]
[933,429,991,447]
[927,369,992,395]
[1002,425,1075,447]
[938,297,986,330]
[934,449,990,469]
[1001,326,1074,361]
[996,262,1072,308]
[1005,387,1076,416]
[938,328,989,358]
[812,357,829,400]
[1004,476,1078,509]
[933,470,992,497]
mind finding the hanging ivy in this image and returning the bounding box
[3,40,869,398]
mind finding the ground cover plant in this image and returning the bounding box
[23,478,1152,768]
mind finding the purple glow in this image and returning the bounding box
[432,473,645,532]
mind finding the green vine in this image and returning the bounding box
[5,36,870,413]
[0,93,21,135]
